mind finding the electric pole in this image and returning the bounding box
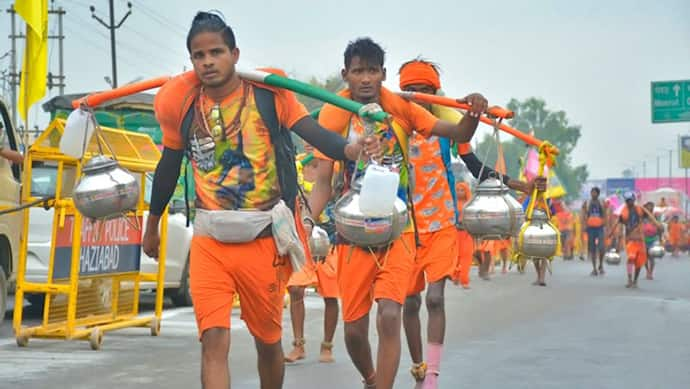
[6,1,67,127]
[90,1,132,89]
[47,1,66,95]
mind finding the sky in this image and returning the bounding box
[0,0,689,180]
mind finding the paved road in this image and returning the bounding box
[1,257,689,388]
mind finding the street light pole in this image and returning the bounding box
[90,1,132,88]
[669,149,673,187]
[657,156,661,189]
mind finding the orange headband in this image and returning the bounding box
[399,61,441,90]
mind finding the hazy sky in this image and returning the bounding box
[1,0,689,179]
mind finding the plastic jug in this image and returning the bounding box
[358,163,400,217]
[60,108,95,159]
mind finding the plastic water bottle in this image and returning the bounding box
[60,108,95,159]
[359,164,400,217]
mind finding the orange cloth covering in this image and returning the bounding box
[669,221,683,246]
[399,61,441,90]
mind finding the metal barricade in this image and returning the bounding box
[13,119,167,350]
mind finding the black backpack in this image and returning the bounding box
[178,85,303,225]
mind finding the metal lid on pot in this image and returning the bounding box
[476,175,508,194]
[82,155,118,174]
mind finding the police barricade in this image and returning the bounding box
[13,119,167,350]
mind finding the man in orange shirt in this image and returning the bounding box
[142,13,380,389]
[308,39,487,389]
[556,206,575,259]
[284,149,340,364]
[610,192,660,288]
[667,215,683,257]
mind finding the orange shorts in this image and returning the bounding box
[626,240,647,268]
[337,232,416,322]
[315,248,339,298]
[479,239,511,257]
[407,226,458,296]
[287,259,317,288]
[190,235,291,344]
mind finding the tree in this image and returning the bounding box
[296,74,345,112]
[475,97,588,200]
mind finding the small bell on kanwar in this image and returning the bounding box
[73,155,140,219]
[517,209,559,259]
[604,248,622,265]
[461,174,524,240]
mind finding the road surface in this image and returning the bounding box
[1,257,689,388]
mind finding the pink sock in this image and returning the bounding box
[626,262,634,275]
[422,343,442,389]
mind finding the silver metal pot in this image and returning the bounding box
[334,178,408,248]
[73,155,140,219]
[517,209,559,259]
[503,191,526,236]
[462,176,522,240]
[604,248,622,265]
[309,226,331,260]
[648,241,666,259]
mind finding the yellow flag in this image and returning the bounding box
[16,0,49,122]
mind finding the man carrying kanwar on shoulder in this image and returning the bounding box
[308,37,488,389]
[397,58,544,388]
[142,12,381,389]
[610,192,662,289]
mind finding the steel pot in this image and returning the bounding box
[73,155,140,219]
[648,241,666,259]
[462,176,522,240]
[604,248,622,265]
[334,177,408,248]
[517,209,559,259]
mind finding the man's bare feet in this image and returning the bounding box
[318,341,335,363]
[363,372,377,388]
[461,284,471,290]
[284,338,306,363]
[625,281,633,288]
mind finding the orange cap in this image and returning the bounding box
[399,61,441,90]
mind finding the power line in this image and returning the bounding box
[129,0,188,38]
[89,0,133,88]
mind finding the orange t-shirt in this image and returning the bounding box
[669,221,683,243]
[455,181,471,223]
[314,87,438,202]
[556,211,574,232]
[409,132,456,233]
[154,69,308,210]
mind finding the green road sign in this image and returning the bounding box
[651,80,690,123]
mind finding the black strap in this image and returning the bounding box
[253,86,304,213]
[180,101,196,227]
[177,87,303,216]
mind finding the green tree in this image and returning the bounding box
[475,97,588,200]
